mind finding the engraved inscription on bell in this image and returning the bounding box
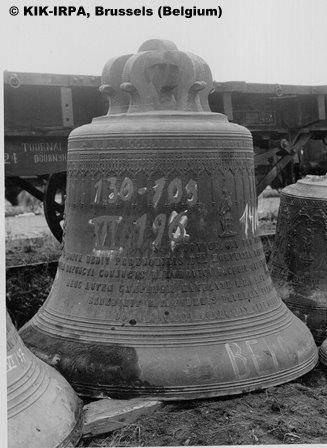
[20,39,317,400]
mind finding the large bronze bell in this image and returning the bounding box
[320,339,327,367]
[270,175,327,345]
[20,39,318,400]
[7,312,83,448]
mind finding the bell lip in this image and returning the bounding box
[20,316,318,401]
[69,349,318,401]
[53,401,84,448]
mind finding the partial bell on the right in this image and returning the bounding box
[320,339,327,367]
[270,174,327,345]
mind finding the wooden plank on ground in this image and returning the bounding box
[82,398,162,438]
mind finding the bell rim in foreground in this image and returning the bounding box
[7,312,83,448]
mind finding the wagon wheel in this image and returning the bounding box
[44,172,67,242]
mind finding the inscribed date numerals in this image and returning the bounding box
[92,176,198,208]
[239,204,259,237]
[89,210,190,253]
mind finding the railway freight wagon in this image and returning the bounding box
[4,71,327,241]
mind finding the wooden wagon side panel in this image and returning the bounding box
[4,137,68,177]
[4,84,63,131]
[4,72,107,177]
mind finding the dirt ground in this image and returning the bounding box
[80,368,327,447]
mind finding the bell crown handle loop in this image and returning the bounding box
[186,52,213,111]
[164,50,213,112]
[100,54,132,115]
[121,50,179,112]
